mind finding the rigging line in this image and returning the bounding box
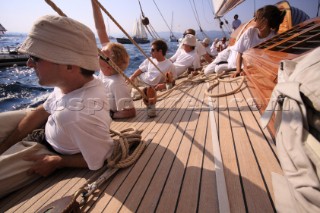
[137,0,146,17]
[188,0,202,28]
[93,0,165,79]
[317,0,320,17]
[152,0,174,35]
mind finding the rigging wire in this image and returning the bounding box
[137,0,160,39]
[187,0,211,39]
[152,0,176,37]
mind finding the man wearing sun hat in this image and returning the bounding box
[170,34,201,77]
[0,15,113,197]
[201,37,218,58]
[179,28,213,64]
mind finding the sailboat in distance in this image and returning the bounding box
[116,18,150,44]
[169,12,178,42]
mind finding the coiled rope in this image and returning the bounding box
[157,69,245,101]
[39,128,146,213]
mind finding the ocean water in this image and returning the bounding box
[0,33,179,113]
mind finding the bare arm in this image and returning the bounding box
[231,52,243,78]
[0,105,49,154]
[91,0,109,45]
[129,69,143,81]
[203,53,213,63]
[113,108,136,119]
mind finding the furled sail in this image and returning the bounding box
[0,24,7,34]
[212,0,245,17]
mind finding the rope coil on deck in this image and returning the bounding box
[49,128,146,213]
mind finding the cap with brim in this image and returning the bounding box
[19,15,99,71]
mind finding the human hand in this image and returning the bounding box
[24,154,62,177]
[231,71,243,78]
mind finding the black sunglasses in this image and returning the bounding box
[151,48,157,52]
[29,55,40,63]
[99,55,110,62]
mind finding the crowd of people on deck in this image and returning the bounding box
[0,1,311,200]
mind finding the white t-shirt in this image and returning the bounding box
[170,48,200,76]
[138,58,176,86]
[228,27,275,68]
[98,73,134,112]
[43,78,113,170]
[206,46,218,57]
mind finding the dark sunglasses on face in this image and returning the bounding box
[151,48,157,52]
[29,55,40,63]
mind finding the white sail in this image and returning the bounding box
[133,18,148,39]
[0,24,7,34]
[212,0,245,17]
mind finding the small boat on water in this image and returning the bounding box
[116,18,150,44]
[1,1,319,212]
[0,50,28,67]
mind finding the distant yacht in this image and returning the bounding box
[116,18,150,44]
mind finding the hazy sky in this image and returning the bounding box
[1,0,319,36]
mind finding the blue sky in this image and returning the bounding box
[1,0,318,36]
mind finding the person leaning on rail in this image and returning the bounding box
[204,5,286,77]
[91,0,136,119]
[0,15,114,198]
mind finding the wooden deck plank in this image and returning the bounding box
[233,83,282,203]
[87,84,194,212]
[212,77,246,213]
[155,84,204,212]
[135,88,202,212]
[198,110,219,213]
[226,80,274,212]
[176,85,211,212]
[105,82,203,212]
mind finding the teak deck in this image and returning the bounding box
[0,77,282,213]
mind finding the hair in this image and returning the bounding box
[80,68,95,77]
[183,28,196,36]
[255,5,286,32]
[151,39,168,56]
[101,42,130,72]
[234,14,238,19]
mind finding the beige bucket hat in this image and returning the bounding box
[19,15,99,71]
[182,34,196,47]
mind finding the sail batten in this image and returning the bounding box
[212,0,245,17]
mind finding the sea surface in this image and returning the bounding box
[0,33,180,112]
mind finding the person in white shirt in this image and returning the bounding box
[232,14,242,31]
[92,0,136,119]
[129,39,176,91]
[170,34,201,77]
[201,38,218,58]
[204,5,286,77]
[0,15,114,198]
[180,29,213,64]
